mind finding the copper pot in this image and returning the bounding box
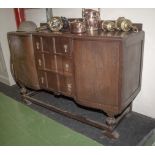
[70,20,86,34]
[82,8,100,31]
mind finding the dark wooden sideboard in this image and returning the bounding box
[8,29,145,138]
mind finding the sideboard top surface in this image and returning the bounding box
[8,29,144,41]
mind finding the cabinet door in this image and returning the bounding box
[73,39,120,109]
[8,34,40,90]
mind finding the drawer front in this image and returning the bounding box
[59,75,74,96]
[33,36,41,52]
[38,71,47,88]
[62,58,73,73]
[35,53,44,69]
[56,56,63,72]
[44,53,56,71]
[46,72,58,91]
[55,37,71,55]
[42,36,54,53]
[56,56,73,74]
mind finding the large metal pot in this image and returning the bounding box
[70,20,86,34]
[82,8,100,31]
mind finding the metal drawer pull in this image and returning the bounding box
[41,77,44,84]
[64,44,68,53]
[65,64,69,71]
[36,42,40,50]
[38,59,42,66]
[67,83,72,92]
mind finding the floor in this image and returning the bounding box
[0,92,101,146]
[0,82,155,146]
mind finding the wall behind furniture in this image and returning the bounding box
[0,8,16,85]
[5,8,154,118]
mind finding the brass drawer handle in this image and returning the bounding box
[41,77,44,84]
[67,83,72,92]
[65,63,69,71]
[38,59,42,66]
[36,42,40,50]
[64,44,68,53]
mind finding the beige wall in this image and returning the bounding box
[0,8,16,85]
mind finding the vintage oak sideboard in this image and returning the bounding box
[8,29,144,138]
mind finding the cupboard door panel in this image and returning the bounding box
[73,39,120,107]
[8,34,40,90]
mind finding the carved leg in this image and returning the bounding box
[101,115,120,139]
[106,115,116,129]
[20,87,27,95]
[20,87,32,105]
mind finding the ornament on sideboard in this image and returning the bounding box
[100,20,115,32]
[47,16,63,32]
[36,16,70,32]
[82,8,101,31]
[36,9,139,33]
[115,17,138,32]
[70,19,86,34]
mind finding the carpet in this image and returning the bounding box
[0,92,101,146]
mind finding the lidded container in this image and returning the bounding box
[82,8,101,31]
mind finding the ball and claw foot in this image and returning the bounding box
[106,117,116,127]
[20,87,27,95]
[101,130,120,139]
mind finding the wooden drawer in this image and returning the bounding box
[42,36,54,53]
[46,72,58,91]
[35,53,44,69]
[62,57,73,73]
[56,56,73,74]
[33,36,41,52]
[38,71,47,88]
[55,37,71,56]
[44,53,56,71]
[59,75,74,96]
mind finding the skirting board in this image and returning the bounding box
[0,75,11,86]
